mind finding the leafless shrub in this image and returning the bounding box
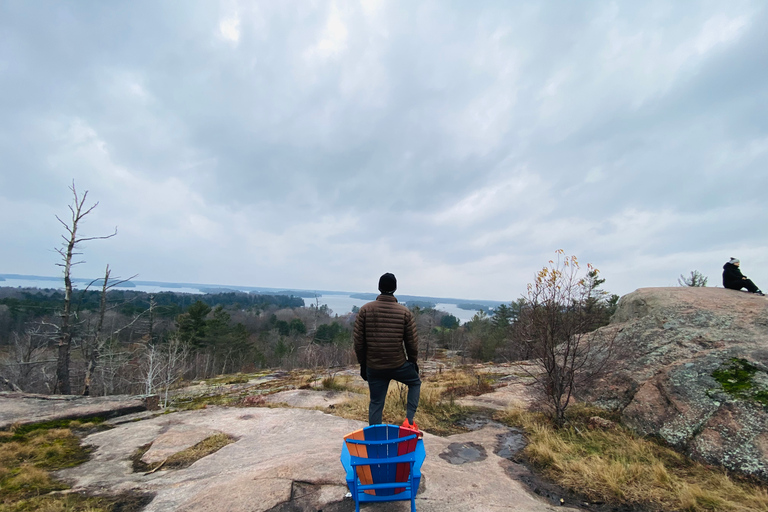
[513,251,617,427]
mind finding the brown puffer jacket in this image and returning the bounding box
[353,294,418,370]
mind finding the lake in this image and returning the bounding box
[1,277,479,324]
[313,293,477,324]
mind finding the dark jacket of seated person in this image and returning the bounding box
[723,261,746,289]
[722,258,762,295]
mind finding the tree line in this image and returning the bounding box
[0,251,620,428]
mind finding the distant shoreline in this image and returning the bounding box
[0,273,506,310]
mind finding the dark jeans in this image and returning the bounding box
[726,279,759,293]
[366,361,421,425]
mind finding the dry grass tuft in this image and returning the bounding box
[0,491,151,512]
[496,407,768,511]
[0,428,88,478]
[321,374,355,391]
[134,432,235,473]
[0,421,152,512]
[164,432,234,470]
[439,370,494,399]
[1,463,64,498]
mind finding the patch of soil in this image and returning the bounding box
[264,482,354,512]
[131,443,153,472]
[111,491,156,512]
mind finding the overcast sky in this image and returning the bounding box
[1,1,766,301]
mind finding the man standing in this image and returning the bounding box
[723,258,764,296]
[354,272,421,428]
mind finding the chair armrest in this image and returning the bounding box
[413,440,426,477]
[339,443,354,482]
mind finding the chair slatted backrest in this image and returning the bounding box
[343,424,419,496]
[395,424,418,492]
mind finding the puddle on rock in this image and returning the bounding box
[457,417,506,431]
[495,429,527,459]
[439,442,487,464]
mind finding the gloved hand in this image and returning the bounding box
[360,365,367,381]
[411,360,419,375]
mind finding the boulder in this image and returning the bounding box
[264,389,363,408]
[582,287,768,480]
[0,392,159,429]
[456,379,539,411]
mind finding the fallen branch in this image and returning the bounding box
[144,458,167,475]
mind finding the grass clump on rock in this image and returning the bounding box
[205,373,253,386]
[317,373,355,391]
[496,405,768,511]
[132,432,235,473]
[0,421,148,512]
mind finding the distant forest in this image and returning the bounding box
[0,277,618,399]
[0,287,304,322]
[0,285,465,397]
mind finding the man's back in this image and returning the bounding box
[355,273,422,426]
[354,294,418,370]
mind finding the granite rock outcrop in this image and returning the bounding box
[583,287,768,479]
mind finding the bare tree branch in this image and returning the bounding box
[54,181,118,395]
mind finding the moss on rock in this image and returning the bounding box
[712,358,768,407]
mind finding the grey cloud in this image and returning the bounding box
[1,1,766,299]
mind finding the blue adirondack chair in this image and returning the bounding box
[340,424,426,512]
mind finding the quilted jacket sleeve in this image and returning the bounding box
[403,310,418,363]
[353,308,366,365]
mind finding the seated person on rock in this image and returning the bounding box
[722,258,764,296]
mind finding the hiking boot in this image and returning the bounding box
[756,290,765,296]
[401,419,423,438]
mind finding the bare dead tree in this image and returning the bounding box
[7,327,56,392]
[160,335,188,407]
[148,294,156,344]
[312,294,320,335]
[142,342,163,395]
[54,182,117,394]
[81,266,111,396]
[81,265,141,395]
[96,340,136,395]
[140,334,189,406]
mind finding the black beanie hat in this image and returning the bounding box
[378,273,397,294]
